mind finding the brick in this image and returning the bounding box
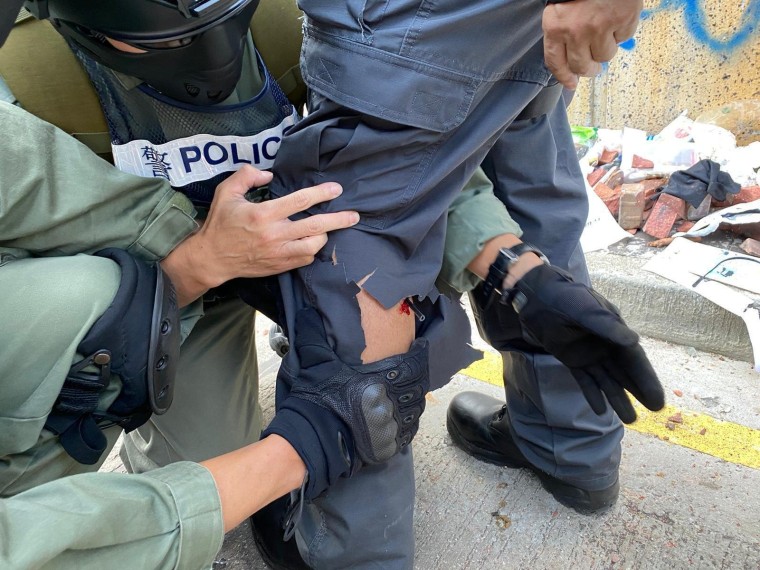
[687,194,712,221]
[647,237,676,248]
[712,185,760,208]
[600,166,624,190]
[640,178,668,210]
[734,185,760,205]
[740,238,760,257]
[594,182,622,217]
[660,193,687,218]
[642,194,687,239]
[587,168,606,187]
[675,220,695,233]
[632,154,655,169]
[598,148,619,165]
[726,223,760,241]
[618,183,646,230]
[640,178,668,195]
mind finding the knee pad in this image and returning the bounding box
[45,248,180,464]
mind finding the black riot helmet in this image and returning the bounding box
[23,0,260,105]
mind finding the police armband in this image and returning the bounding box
[44,248,180,464]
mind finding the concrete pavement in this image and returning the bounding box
[212,292,760,569]
[100,240,760,569]
[586,237,759,364]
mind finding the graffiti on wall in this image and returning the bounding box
[639,0,760,53]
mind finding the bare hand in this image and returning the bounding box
[162,165,359,305]
[543,0,642,90]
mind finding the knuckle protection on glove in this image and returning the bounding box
[352,338,430,463]
[291,337,430,466]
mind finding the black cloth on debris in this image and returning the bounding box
[663,159,740,208]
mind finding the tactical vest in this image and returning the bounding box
[70,36,297,207]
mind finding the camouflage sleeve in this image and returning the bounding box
[0,101,197,262]
[439,167,523,293]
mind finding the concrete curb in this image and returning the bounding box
[586,247,756,363]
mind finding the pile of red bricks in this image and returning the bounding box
[587,156,760,256]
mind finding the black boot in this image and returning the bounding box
[250,495,309,570]
[447,391,619,514]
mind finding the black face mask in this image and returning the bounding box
[28,0,259,105]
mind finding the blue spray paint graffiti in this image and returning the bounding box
[642,0,760,53]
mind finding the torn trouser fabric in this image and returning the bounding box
[266,0,621,566]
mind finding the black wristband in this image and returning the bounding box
[481,243,549,308]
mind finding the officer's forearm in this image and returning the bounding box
[201,435,306,533]
[160,230,216,307]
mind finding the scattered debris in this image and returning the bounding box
[740,238,760,258]
[700,428,707,435]
[579,112,760,373]
[599,148,619,165]
[490,512,512,530]
[673,389,684,397]
[668,412,684,424]
[698,396,721,408]
[633,154,654,169]
[647,237,677,248]
[666,421,676,430]
[576,110,759,246]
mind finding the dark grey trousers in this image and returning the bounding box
[268,1,622,566]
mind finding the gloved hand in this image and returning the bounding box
[509,263,665,423]
[263,307,429,499]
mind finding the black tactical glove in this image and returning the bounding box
[263,307,429,499]
[508,263,665,423]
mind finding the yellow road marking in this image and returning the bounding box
[461,351,760,470]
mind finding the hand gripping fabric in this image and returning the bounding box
[264,307,430,499]
[44,248,180,464]
[508,264,665,424]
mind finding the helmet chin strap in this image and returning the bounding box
[0,0,26,47]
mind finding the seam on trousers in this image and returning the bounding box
[528,352,561,480]
[304,506,329,568]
